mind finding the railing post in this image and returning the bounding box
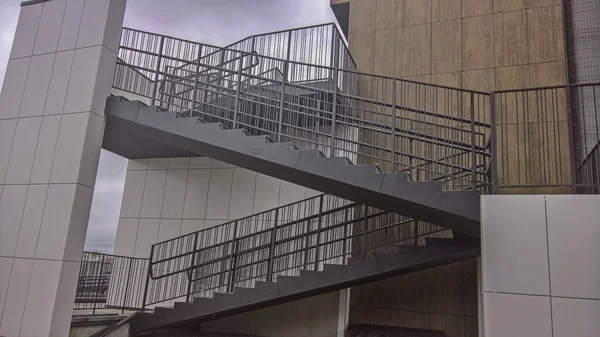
[186,232,200,303]
[151,35,165,106]
[227,221,239,293]
[232,52,244,129]
[330,36,340,157]
[266,208,279,282]
[342,208,349,264]
[564,84,578,193]
[218,48,226,88]
[314,195,325,271]
[560,1,578,194]
[392,80,397,171]
[141,245,154,310]
[93,254,105,315]
[414,220,419,246]
[190,44,203,118]
[277,61,288,142]
[490,92,498,194]
[362,205,369,258]
[277,32,292,142]
[303,214,310,270]
[121,257,134,314]
[470,92,477,191]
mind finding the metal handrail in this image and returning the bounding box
[140,193,448,307]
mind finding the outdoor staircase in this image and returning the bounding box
[104,96,481,238]
[130,236,479,334]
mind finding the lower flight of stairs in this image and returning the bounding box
[104,96,481,238]
[130,236,479,334]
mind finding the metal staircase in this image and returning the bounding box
[119,192,478,334]
[104,24,489,334]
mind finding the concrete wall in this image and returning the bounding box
[340,0,565,91]
[0,1,126,336]
[481,195,600,337]
[202,290,348,337]
[113,157,322,258]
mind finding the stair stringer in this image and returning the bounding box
[104,97,482,238]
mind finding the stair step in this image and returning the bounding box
[263,142,298,150]
[296,153,386,191]
[192,296,212,305]
[347,163,382,174]
[154,306,175,317]
[323,263,346,273]
[244,135,274,146]
[196,122,226,132]
[299,269,322,278]
[298,149,326,159]
[173,301,193,310]
[138,105,165,115]
[346,257,375,268]
[254,281,278,291]
[424,237,479,251]
[381,172,411,185]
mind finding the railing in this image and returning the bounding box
[74,252,148,314]
[114,26,492,193]
[577,141,600,194]
[490,83,600,194]
[141,194,449,307]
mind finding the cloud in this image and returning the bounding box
[84,150,127,253]
[1,0,338,254]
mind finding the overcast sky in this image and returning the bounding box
[0,0,337,253]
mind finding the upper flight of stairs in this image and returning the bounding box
[103,96,481,238]
[130,236,479,334]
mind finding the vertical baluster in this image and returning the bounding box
[151,35,165,106]
[392,80,397,172]
[121,257,133,314]
[227,221,239,293]
[362,205,369,259]
[314,195,324,271]
[330,33,340,157]
[471,92,477,190]
[233,52,245,129]
[189,44,203,118]
[490,92,498,194]
[266,209,279,282]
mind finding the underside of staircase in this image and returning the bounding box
[130,236,479,334]
[103,96,481,238]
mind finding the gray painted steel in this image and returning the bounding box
[103,96,482,237]
[129,237,479,334]
[21,0,52,6]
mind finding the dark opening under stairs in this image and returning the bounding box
[347,324,447,337]
[130,236,478,334]
[104,96,481,238]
